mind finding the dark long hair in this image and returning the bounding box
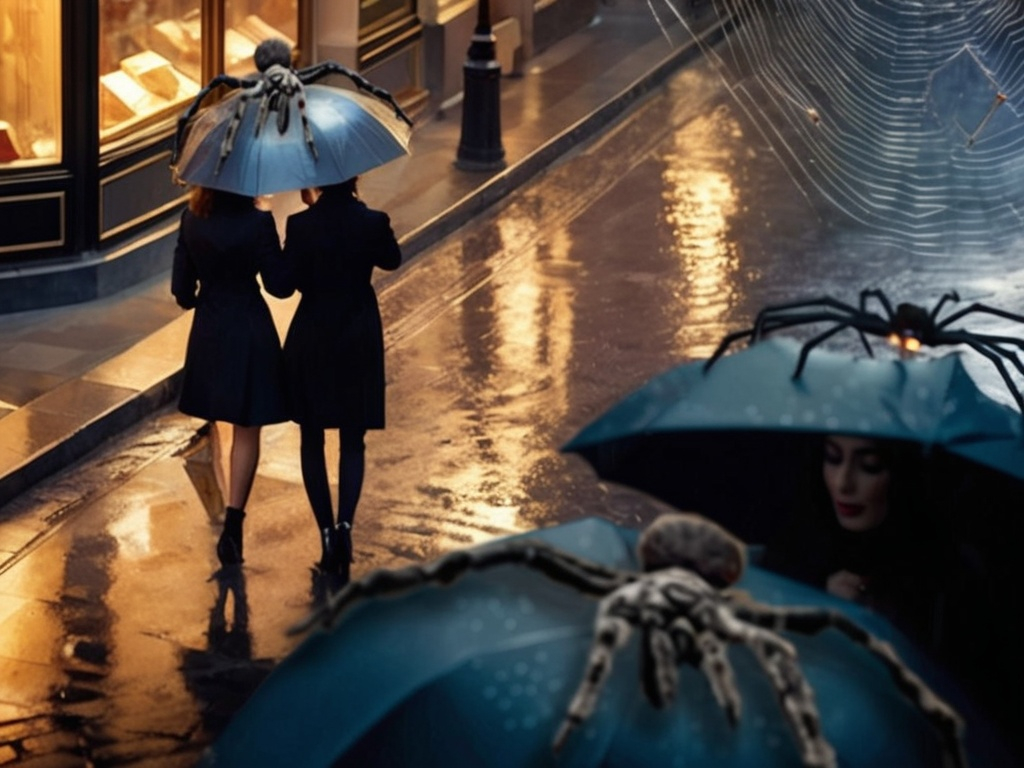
[760,435,937,583]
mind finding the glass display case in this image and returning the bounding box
[99,0,203,141]
[362,0,415,35]
[224,0,297,76]
[0,0,61,166]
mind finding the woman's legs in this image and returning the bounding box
[336,428,366,582]
[218,423,261,566]
[228,424,261,509]
[337,428,366,529]
[300,424,339,569]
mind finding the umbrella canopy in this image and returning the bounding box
[172,84,411,196]
[562,337,1024,543]
[199,518,1011,768]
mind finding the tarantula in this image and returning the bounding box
[292,513,968,768]
[704,288,1024,413]
[170,38,412,174]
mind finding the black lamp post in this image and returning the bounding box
[455,0,506,171]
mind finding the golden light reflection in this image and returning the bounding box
[660,113,742,360]
[422,211,579,547]
[109,503,152,558]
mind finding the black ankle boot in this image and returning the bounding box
[217,506,245,565]
[338,521,353,583]
[318,526,340,572]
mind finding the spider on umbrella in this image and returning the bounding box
[169,38,412,175]
[291,512,968,768]
[703,288,1024,413]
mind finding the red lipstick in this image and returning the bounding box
[835,503,863,518]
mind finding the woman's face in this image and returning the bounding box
[822,435,891,532]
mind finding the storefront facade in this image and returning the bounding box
[0,0,592,313]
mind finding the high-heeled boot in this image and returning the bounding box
[338,521,353,584]
[217,506,245,565]
[318,525,340,572]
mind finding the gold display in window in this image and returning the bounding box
[120,50,180,100]
[149,18,201,82]
[100,70,164,127]
[238,14,294,49]
[225,27,258,74]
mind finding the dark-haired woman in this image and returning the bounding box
[280,177,402,582]
[760,434,977,656]
[172,186,291,567]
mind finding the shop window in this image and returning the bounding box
[99,0,203,143]
[0,0,61,167]
[224,0,297,76]
[362,0,415,34]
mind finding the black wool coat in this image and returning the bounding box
[172,204,291,427]
[281,191,402,429]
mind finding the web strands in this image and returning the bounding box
[661,0,1024,258]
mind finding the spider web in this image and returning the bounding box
[654,0,1024,258]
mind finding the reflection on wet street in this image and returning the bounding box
[3,27,1024,764]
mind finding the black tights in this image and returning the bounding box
[299,425,366,532]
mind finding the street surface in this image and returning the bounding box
[3,42,1022,765]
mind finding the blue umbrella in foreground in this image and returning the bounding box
[199,516,1012,768]
[562,337,1024,544]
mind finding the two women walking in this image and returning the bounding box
[172,179,401,583]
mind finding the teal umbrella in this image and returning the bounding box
[562,337,1024,543]
[199,518,1011,767]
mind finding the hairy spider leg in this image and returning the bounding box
[171,74,254,165]
[220,86,263,173]
[858,287,897,318]
[746,635,836,768]
[298,61,415,127]
[686,615,742,723]
[752,298,864,342]
[938,332,1024,414]
[791,321,864,379]
[936,302,1024,334]
[702,307,878,373]
[735,604,968,768]
[288,539,631,635]
[703,326,763,371]
[928,291,961,323]
[553,604,633,751]
[753,308,891,375]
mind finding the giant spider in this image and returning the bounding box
[170,38,412,175]
[704,289,1024,413]
[292,513,967,768]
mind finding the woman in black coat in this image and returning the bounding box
[172,186,290,567]
[280,178,402,581]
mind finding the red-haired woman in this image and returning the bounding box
[172,186,291,567]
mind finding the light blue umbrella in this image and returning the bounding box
[199,517,1011,767]
[172,84,411,196]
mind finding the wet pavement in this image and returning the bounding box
[2,2,1024,765]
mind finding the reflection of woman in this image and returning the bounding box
[760,434,955,650]
[172,186,290,567]
[280,177,402,582]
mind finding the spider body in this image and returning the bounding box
[704,289,1024,413]
[292,513,967,768]
[171,38,412,175]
